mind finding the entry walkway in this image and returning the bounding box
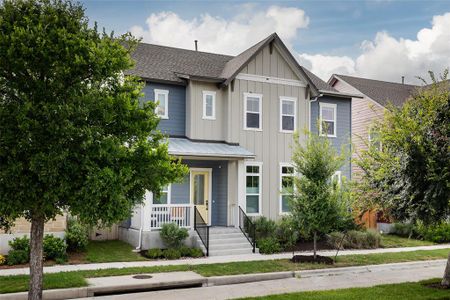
[1,244,449,276]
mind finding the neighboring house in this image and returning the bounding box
[328,74,418,178]
[119,33,354,255]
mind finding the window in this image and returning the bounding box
[331,171,342,186]
[202,91,216,120]
[245,163,262,215]
[154,89,169,119]
[280,97,297,132]
[280,164,294,214]
[244,93,262,130]
[319,103,337,137]
[368,128,382,151]
[153,185,170,205]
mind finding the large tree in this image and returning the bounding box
[355,71,450,286]
[0,0,187,299]
[289,132,352,259]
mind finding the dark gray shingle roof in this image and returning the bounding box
[336,75,419,107]
[169,138,255,158]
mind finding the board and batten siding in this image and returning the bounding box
[310,96,352,180]
[141,82,186,136]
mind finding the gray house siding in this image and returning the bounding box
[310,96,352,179]
[141,82,186,136]
[170,160,228,226]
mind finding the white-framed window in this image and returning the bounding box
[153,184,171,205]
[319,102,337,137]
[331,171,342,186]
[202,91,216,120]
[245,162,262,215]
[280,97,297,132]
[244,93,262,130]
[368,128,382,151]
[154,89,169,119]
[279,163,295,214]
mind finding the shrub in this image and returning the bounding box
[160,223,188,249]
[275,217,298,250]
[392,222,415,237]
[43,235,67,261]
[9,236,30,252]
[179,246,192,257]
[7,250,29,265]
[258,237,282,254]
[326,231,346,249]
[416,222,450,243]
[327,230,380,249]
[146,248,163,259]
[0,254,6,265]
[163,248,181,260]
[189,248,204,258]
[365,229,381,248]
[254,217,277,240]
[65,218,89,252]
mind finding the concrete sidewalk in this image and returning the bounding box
[93,260,448,300]
[1,244,449,276]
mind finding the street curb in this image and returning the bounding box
[207,271,294,286]
[0,287,88,300]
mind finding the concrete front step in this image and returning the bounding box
[209,248,255,256]
[208,237,250,245]
[209,227,242,234]
[194,227,255,256]
[209,243,252,251]
[208,233,248,240]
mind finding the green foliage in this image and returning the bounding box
[178,246,192,257]
[8,236,30,253]
[416,222,450,243]
[162,248,181,260]
[160,223,189,249]
[258,237,282,254]
[0,0,188,229]
[0,254,5,265]
[146,248,163,259]
[65,218,89,252]
[7,250,29,265]
[275,217,299,250]
[327,230,381,249]
[189,248,204,258]
[289,131,351,255]
[392,223,416,238]
[254,216,277,240]
[355,72,450,225]
[43,235,67,261]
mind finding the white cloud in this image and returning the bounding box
[130,6,309,55]
[300,12,450,83]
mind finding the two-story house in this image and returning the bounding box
[118,33,355,256]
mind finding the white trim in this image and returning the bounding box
[279,96,297,133]
[243,93,263,131]
[319,102,337,138]
[154,89,169,119]
[152,184,171,205]
[236,73,306,88]
[332,171,342,186]
[279,163,294,215]
[244,161,262,216]
[190,168,213,226]
[202,91,216,120]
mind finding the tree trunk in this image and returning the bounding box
[28,215,45,300]
[313,232,317,260]
[442,251,450,287]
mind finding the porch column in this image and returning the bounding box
[142,190,153,231]
[236,159,246,228]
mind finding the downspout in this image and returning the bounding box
[135,203,144,251]
[308,92,323,132]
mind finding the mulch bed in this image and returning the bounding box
[287,240,334,252]
[424,282,450,290]
[292,255,334,264]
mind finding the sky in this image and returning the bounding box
[80,0,450,84]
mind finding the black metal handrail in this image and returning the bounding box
[238,206,256,253]
[194,206,210,256]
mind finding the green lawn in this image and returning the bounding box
[1,248,449,294]
[381,234,436,248]
[240,279,450,300]
[85,240,147,263]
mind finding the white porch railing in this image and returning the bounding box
[150,204,193,229]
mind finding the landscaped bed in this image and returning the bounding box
[239,279,449,300]
[1,248,449,294]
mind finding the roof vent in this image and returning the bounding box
[194,40,198,51]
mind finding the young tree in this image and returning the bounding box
[356,71,450,286]
[0,1,187,299]
[289,132,351,260]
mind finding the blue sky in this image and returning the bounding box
[79,0,450,82]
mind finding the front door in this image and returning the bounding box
[191,170,211,224]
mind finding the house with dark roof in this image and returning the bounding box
[328,74,419,180]
[120,33,354,256]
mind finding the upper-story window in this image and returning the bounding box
[202,91,216,120]
[245,162,262,215]
[244,93,262,130]
[280,164,294,214]
[280,97,297,132]
[319,103,337,137]
[154,89,169,119]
